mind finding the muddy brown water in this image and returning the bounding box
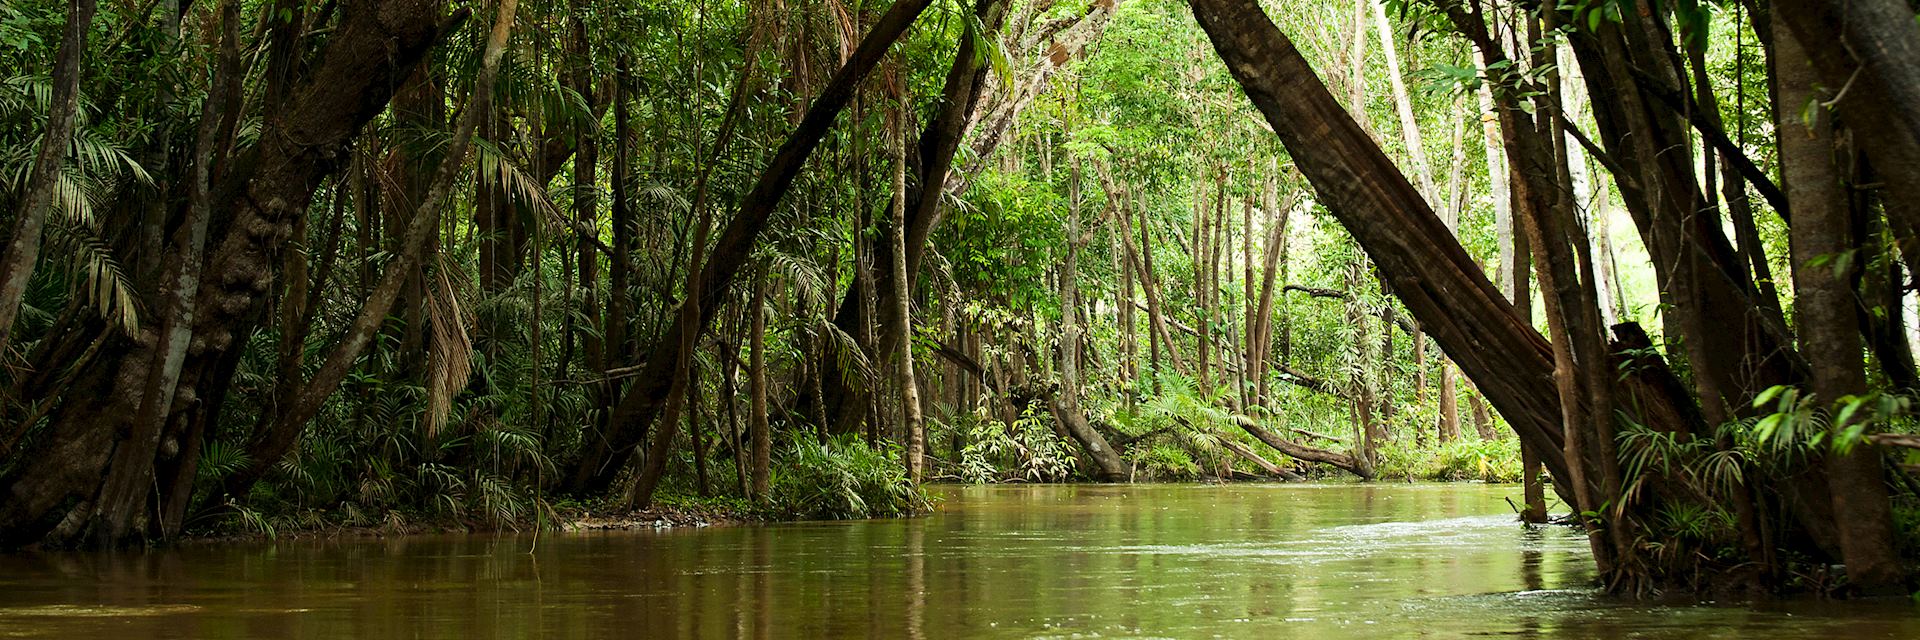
[0,483,1914,638]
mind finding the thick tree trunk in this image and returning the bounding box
[1184,0,1578,488]
[1777,21,1907,593]
[1772,0,1920,270]
[86,0,237,545]
[0,0,457,546]
[1046,392,1129,480]
[220,0,511,504]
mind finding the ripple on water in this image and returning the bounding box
[0,604,203,618]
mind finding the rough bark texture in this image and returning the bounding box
[1184,0,1575,487]
[1777,21,1906,593]
[222,0,509,505]
[0,0,456,546]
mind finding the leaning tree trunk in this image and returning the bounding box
[0,0,97,354]
[1184,0,1582,485]
[218,0,511,506]
[569,0,938,494]
[814,0,1012,432]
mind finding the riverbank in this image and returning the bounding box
[173,497,767,546]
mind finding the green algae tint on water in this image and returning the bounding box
[0,483,1915,639]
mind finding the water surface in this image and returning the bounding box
[0,483,1914,638]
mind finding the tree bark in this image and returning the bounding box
[1777,20,1907,593]
[749,273,771,500]
[891,90,925,482]
[0,0,96,354]
[220,0,512,504]
[86,0,237,545]
[0,0,458,546]
[1184,0,1578,488]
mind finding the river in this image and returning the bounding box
[0,483,1913,638]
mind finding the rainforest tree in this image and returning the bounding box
[1,0,1917,597]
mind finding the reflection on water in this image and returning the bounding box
[0,483,1914,638]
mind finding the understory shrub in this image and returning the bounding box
[1375,437,1521,483]
[767,434,932,520]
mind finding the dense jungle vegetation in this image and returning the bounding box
[3,0,1920,598]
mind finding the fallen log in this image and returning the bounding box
[1230,415,1373,479]
[1221,438,1304,481]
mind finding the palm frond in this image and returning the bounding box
[49,221,140,335]
[424,257,476,437]
[819,319,872,388]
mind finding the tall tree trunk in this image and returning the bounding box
[1777,21,1907,593]
[815,0,1012,431]
[628,18,774,509]
[88,0,238,544]
[1195,177,1213,392]
[219,0,512,505]
[1772,0,1920,271]
[749,272,771,500]
[891,90,925,482]
[605,56,634,376]
[1251,167,1293,406]
[1370,0,1436,202]
[1241,184,1254,407]
[690,357,710,498]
